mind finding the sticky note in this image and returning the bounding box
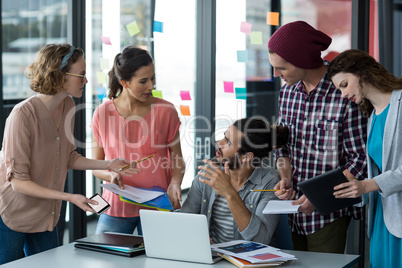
[152,90,163,99]
[240,21,252,35]
[101,36,112,45]
[223,81,234,93]
[100,58,110,70]
[267,12,280,26]
[126,21,140,36]
[180,105,191,116]
[180,91,191,101]
[237,50,248,62]
[250,31,263,45]
[96,71,107,84]
[235,87,247,100]
[96,87,106,100]
[153,21,163,33]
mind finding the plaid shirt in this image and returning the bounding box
[275,72,367,235]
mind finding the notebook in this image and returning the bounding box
[139,209,222,264]
[74,232,145,257]
[298,168,362,215]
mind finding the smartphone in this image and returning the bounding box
[88,193,110,215]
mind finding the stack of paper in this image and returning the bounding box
[218,254,283,267]
[101,184,164,203]
[262,200,300,214]
[211,240,296,267]
[101,184,174,211]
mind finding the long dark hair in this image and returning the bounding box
[328,49,402,116]
[108,46,153,99]
[233,117,289,167]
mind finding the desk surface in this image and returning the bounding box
[3,243,359,268]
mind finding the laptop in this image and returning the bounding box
[139,209,222,264]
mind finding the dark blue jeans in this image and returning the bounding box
[95,213,142,235]
[0,214,59,265]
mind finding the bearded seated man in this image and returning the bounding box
[180,117,289,246]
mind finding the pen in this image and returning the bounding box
[250,189,280,192]
[118,155,155,171]
[250,189,290,192]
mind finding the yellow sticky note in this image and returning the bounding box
[267,12,280,26]
[96,71,107,84]
[100,58,110,70]
[152,90,163,99]
[180,105,191,116]
[126,21,140,36]
[250,31,263,45]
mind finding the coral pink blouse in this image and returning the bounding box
[91,98,181,217]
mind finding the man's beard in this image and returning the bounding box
[212,153,242,170]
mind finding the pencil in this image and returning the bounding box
[250,189,280,192]
[118,155,155,171]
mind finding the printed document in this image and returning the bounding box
[101,184,164,203]
[211,240,296,264]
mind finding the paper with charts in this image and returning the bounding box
[262,200,301,214]
[101,184,164,203]
[211,240,296,264]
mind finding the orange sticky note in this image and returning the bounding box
[267,12,279,26]
[180,105,191,116]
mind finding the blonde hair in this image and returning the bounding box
[25,43,84,95]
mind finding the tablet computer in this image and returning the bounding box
[298,169,362,216]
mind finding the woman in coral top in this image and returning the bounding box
[91,46,185,235]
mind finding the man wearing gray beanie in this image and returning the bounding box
[268,21,367,253]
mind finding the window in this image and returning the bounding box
[153,0,196,188]
[2,0,68,100]
[85,0,154,204]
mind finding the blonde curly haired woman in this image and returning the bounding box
[0,43,138,264]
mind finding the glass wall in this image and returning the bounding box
[85,0,154,202]
[215,0,353,134]
[153,0,196,188]
[2,0,68,100]
[85,0,196,190]
[215,0,278,138]
[85,0,355,193]
[281,0,352,60]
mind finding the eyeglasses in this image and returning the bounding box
[66,72,86,82]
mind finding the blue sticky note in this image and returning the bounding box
[235,87,247,100]
[96,87,106,100]
[153,21,163,33]
[237,50,248,62]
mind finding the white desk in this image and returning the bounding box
[2,242,360,268]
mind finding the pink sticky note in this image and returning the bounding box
[224,81,234,93]
[101,36,112,45]
[240,22,252,35]
[180,91,191,101]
